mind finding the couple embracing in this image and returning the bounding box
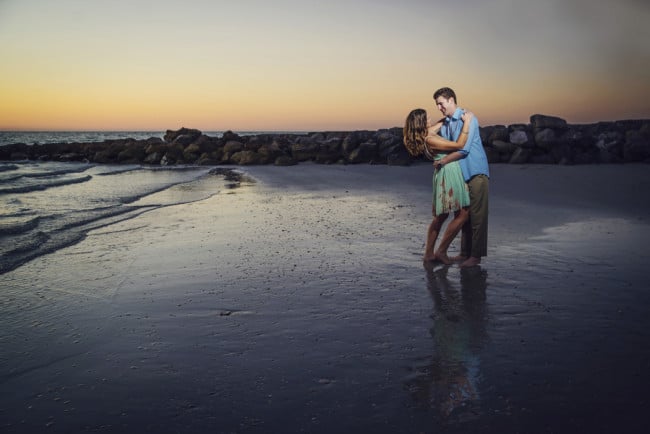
[403,87,490,268]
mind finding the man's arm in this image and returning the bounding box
[460,116,479,154]
[433,150,465,170]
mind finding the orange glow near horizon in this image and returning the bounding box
[1,1,649,132]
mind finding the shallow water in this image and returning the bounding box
[0,161,225,274]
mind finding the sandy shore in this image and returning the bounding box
[1,163,649,433]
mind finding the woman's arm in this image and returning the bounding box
[425,112,474,151]
[425,132,468,151]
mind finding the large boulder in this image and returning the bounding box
[221,130,242,142]
[315,137,343,164]
[231,150,262,165]
[291,137,320,162]
[144,152,163,164]
[257,142,285,164]
[623,130,650,162]
[534,128,561,150]
[530,114,568,131]
[161,143,185,165]
[486,125,509,144]
[509,126,534,148]
[164,127,202,144]
[117,143,146,163]
[508,147,531,164]
[386,147,412,166]
[484,147,501,164]
[274,155,297,166]
[223,140,244,154]
[492,140,516,154]
[347,141,378,164]
[342,131,372,156]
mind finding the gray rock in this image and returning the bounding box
[509,147,531,164]
[509,130,531,147]
[595,131,624,151]
[144,152,162,164]
[347,141,378,164]
[274,155,297,166]
[486,125,509,144]
[492,140,516,153]
[386,148,412,166]
[485,147,501,164]
[530,114,568,130]
[164,127,201,144]
[291,138,320,161]
[623,130,650,162]
[231,150,262,165]
[223,141,244,154]
[534,128,560,150]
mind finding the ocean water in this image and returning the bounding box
[0,131,166,147]
[0,130,305,274]
[0,130,306,147]
[0,161,237,274]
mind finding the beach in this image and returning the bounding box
[1,163,649,433]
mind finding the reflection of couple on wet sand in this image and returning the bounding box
[403,87,490,268]
[405,264,488,419]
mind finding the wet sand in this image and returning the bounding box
[1,163,649,433]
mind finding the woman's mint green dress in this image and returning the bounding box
[425,147,470,216]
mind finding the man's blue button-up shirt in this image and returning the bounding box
[441,108,490,181]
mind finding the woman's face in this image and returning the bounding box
[425,112,433,128]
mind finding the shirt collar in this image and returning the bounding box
[447,107,464,122]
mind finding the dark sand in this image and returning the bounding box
[1,163,649,433]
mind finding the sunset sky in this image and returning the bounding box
[1,0,648,131]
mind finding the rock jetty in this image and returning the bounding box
[1,114,649,165]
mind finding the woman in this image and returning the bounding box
[403,108,473,264]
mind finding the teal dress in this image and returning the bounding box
[425,147,470,215]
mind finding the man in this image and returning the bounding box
[430,87,489,267]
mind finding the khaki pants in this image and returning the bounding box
[460,174,489,258]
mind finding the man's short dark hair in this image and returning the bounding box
[433,87,457,103]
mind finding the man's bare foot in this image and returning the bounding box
[423,254,438,262]
[460,256,481,268]
[434,251,452,265]
[449,255,467,263]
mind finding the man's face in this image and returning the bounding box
[435,96,455,117]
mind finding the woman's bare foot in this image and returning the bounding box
[460,256,481,268]
[449,255,467,263]
[434,251,452,265]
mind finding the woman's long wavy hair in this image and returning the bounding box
[403,108,429,157]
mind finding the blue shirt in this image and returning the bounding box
[440,108,489,181]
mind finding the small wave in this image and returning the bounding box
[1,231,50,256]
[0,175,92,195]
[0,206,155,275]
[0,217,41,235]
[0,165,94,183]
[22,165,94,178]
[94,166,142,176]
[0,164,19,172]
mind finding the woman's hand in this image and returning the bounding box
[461,111,474,123]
